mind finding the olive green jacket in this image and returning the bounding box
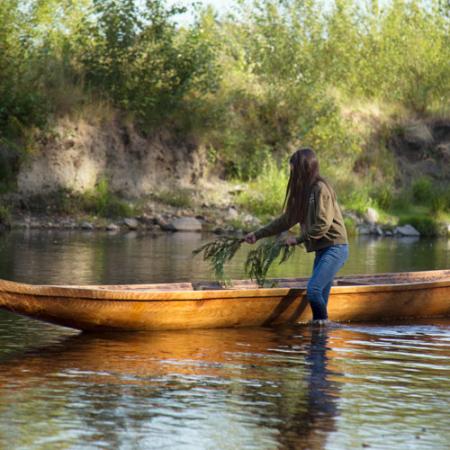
[254,181,348,252]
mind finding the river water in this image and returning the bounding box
[0,230,449,449]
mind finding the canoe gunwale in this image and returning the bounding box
[1,272,450,302]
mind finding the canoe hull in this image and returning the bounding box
[0,291,310,331]
[1,272,449,331]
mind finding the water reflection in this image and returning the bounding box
[273,327,341,450]
[0,321,449,449]
[0,326,344,449]
[0,231,449,286]
[1,231,450,449]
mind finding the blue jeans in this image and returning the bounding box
[307,244,349,320]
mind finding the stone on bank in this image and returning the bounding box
[394,224,421,236]
[169,217,203,232]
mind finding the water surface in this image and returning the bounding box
[0,231,449,449]
[0,230,448,284]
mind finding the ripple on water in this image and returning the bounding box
[1,315,450,448]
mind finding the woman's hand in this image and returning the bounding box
[244,232,257,244]
[284,236,298,246]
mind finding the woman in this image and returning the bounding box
[244,148,348,325]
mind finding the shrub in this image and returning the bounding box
[430,194,447,215]
[412,177,434,204]
[236,160,289,219]
[372,185,394,210]
[83,179,135,218]
[411,178,449,215]
[340,188,374,216]
[76,0,218,130]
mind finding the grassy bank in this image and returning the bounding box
[234,155,450,237]
[0,0,449,232]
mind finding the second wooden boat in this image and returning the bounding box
[0,270,449,332]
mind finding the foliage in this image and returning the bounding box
[76,0,218,129]
[82,178,135,217]
[0,0,449,219]
[194,235,297,286]
[340,188,374,215]
[20,184,134,218]
[430,185,450,215]
[236,159,289,219]
[245,238,296,287]
[154,188,193,208]
[371,185,394,211]
[412,177,434,203]
[411,177,449,214]
[193,236,243,282]
[343,216,358,236]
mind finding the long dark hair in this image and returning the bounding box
[283,148,329,224]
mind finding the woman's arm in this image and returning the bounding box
[253,212,295,240]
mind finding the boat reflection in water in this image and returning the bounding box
[0,325,344,449]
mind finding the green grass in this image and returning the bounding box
[154,188,194,209]
[236,160,289,221]
[20,185,136,219]
[343,216,358,236]
[83,178,135,218]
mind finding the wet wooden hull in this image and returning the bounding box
[0,270,449,331]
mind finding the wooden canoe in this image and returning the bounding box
[0,270,449,332]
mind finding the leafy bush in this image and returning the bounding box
[430,193,447,215]
[411,178,449,214]
[412,177,434,204]
[372,185,394,210]
[236,159,289,219]
[83,179,135,217]
[343,216,358,236]
[77,0,218,129]
[0,2,49,136]
[340,188,374,216]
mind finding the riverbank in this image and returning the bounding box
[2,106,448,238]
[2,180,449,239]
[1,0,449,240]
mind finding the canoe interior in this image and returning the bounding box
[59,269,450,293]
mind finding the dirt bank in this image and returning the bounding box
[17,114,207,198]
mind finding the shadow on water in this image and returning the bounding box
[0,325,344,449]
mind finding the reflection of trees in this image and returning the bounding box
[1,232,449,286]
[0,230,102,284]
[346,236,447,275]
[0,230,207,285]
